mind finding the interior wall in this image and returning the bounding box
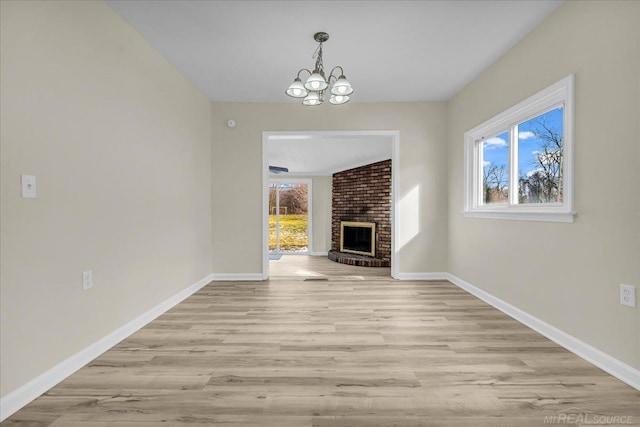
[212,102,448,276]
[0,0,213,397]
[447,0,640,369]
[311,176,332,254]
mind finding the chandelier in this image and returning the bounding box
[285,32,353,106]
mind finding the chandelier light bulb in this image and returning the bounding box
[329,94,350,105]
[331,75,353,96]
[285,78,308,98]
[302,91,322,106]
[304,71,328,91]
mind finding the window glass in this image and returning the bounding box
[481,131,509,205]
[517,106,564,204]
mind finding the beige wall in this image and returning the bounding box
[447,1,640,368]
[311,176,332,254]
[0,0,212,396]
[270,175,333,254]
[212,102,449,276]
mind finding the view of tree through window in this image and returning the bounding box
[517,106,564,204]
[481,130,509,204]
[478,107,564,206]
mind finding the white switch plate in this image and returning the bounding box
[21,175,36,198]
[82,271,93,291]
[620,284,636,308]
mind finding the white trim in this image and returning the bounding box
[390,132,400,280]
[445,273,640,391]
[462,210,576,223]
[211,273,264,281]
[262,133,270,280]
[463,75,575,222]
[310,251,329,256]
[396,272,449,281]
[0,273,214,422]
[262,130,400,281]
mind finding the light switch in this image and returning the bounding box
[21,175,36,199]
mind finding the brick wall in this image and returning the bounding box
[331,159,391,261]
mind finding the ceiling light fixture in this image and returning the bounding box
[285,32,353,106]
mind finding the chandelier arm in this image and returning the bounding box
[296,68,313,79]
[328,66,345,80]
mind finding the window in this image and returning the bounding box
[464,75,574,222]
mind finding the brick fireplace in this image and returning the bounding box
[329,159,391,267]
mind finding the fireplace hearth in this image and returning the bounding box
[328,250,390,267]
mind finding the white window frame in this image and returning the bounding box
[463,75,575,223]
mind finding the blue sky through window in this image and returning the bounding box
[518,106,563,179]
[482,106,563,179]
[482,130,509,170]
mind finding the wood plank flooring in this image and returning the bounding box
[268,254,391,278]
[4,257,639,426]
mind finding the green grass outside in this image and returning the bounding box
[269,214,308,251]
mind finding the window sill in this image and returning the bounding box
[462,210,576,223]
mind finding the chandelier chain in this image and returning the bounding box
[313,43,324,76]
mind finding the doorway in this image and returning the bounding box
[269,179,312,257]
[262,130,399,280]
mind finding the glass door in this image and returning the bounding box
[269,182,309,254]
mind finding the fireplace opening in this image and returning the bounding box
[340,221,376,257]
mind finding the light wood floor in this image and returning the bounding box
[5,257,639,426]
[269,254,391,278]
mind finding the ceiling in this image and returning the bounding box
[267,133,393,176]
[107,1,563,175]
[107,0,563,103]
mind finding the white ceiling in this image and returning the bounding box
[107,1,563,174]
[267,133,393,176]
[107,0,563,103]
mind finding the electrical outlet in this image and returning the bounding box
[82,270,93,291]
[620,284,636,308]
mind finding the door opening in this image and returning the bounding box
[268,180,311,256]
[262,131,399,280]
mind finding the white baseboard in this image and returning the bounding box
[0,273,214,422]
[310,251,329,256]
[396,272,449,281]
[445,273,640,391]
[211,273,264,281]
